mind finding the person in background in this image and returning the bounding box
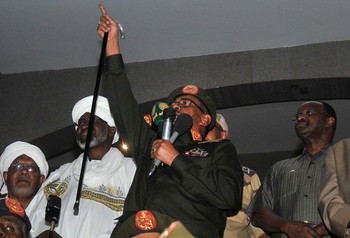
[247,101,337,238]
[205,114,269,238]
[29,95,136,238]
[0,141,48,212]
[97,5,243,238]
[0,197,32,238]
[319,138,350,238]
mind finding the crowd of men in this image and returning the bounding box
[1,4,349,238]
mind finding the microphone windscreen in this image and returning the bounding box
[163,107,176,119]
[151,102,169,126]
[174,113,193,135]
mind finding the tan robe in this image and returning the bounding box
[224,167,269,238]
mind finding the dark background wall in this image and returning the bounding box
[1,41,350,180]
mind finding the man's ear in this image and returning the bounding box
[326,117,335,128]
[200,114,212,127]
[3,171,8,184]
[109,127,117,137]
[39,175,46,185]
[221,130,228,140]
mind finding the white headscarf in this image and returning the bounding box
[216,113,229,133]
[0,141,49,193]
[72,95,119,144]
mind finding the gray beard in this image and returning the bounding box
[77,133,108,150]
[11,186,37,199]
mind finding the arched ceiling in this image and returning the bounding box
[2,0,350,74]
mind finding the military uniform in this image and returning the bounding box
[224,166,268,238]
[112,210,194,238]
[104,54,243,238]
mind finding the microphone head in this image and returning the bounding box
[151,102,169,126]
[173,113,193,135]
[163,107,176,120]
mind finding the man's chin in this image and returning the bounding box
[12,184,34,195]
[77,140,98,150]
[77,141,85,150]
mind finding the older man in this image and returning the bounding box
[0,197,32,238]
[29,95,136,238]
[0,141,48,211]
[97,5,243,238]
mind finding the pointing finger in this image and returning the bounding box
[99,4,107,16]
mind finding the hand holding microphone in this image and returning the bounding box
[149,113,192,175]
[149,106,176,176]
[150,139,179,166]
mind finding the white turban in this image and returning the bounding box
[72,95,119,143]
[0,141,49,193]
[216,114,229,134]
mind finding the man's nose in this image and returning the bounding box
[171,103,181,111]
[20,167,29,175]
[294,112,308,122]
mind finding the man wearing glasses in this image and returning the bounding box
[97,4,243,238]
[0,141,49,210]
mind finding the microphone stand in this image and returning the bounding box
[49,222,55,238]
[73,32,108,215]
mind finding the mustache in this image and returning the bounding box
[295,118,308,124]
[16,176,31,183]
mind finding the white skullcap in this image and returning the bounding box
[0,141,49,193]
[216,114,229,134]
[72,95,119,143]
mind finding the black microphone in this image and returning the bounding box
[148,112,192,176]
[45,195,61,234]
[149,107,176,176]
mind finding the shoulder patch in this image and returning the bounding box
[242,166,256,176]
[135,210,157,230]
[143,114,153,127]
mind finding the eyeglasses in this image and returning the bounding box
[8,163,40,173]
[292,110,319,121]
[171,98,207,114]
[74,116,105,127]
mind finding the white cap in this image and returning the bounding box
[216,113,229,134]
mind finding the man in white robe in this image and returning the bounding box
[0,141,48,211]
[29,95,136,238]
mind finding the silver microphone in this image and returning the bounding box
[149,108,176,176]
